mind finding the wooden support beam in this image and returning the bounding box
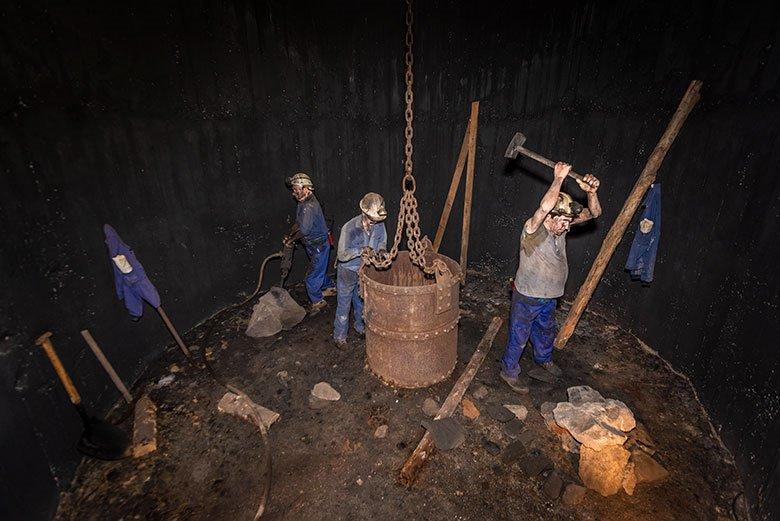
[81,329,133,403]
[554,80,703,349]
[399,315,502,487]
[433,101,480,255]
[460,101,479,280]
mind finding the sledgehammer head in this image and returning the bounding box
[504,132,527,159]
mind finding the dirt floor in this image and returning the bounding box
[56,273,747,521]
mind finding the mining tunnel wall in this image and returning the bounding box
[0,1,777,519]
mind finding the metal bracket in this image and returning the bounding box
[434,263,453,314]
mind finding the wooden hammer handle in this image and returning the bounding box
[36,332,82,405]
[519,146,586,182]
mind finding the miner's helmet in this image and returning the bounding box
[286,172,314,190]
[359,192,388,222]
[550,192,583,218]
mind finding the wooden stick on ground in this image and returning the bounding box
[81,329,133,403]
[460,101,479,282]
[433,101,480,253]
[399,315,502,487]
[554,80,703,349]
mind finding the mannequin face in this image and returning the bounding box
[545,215,572,236]
[292,185,312,202]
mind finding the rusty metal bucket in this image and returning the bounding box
[361,251,461,388]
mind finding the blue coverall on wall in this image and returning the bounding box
[333,215,387,342]
[296,195,334,303]
[103,224,161,319]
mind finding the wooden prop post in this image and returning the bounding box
[399,316,502,486]
[433,101,480,281]
[554,80,703,349]
[81,329,133,403]
[156,306,193,360]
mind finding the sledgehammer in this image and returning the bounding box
[504,132,586,182]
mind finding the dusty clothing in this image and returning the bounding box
[514,224,568,298]
[296,195,329,245]
[336,215,387,270]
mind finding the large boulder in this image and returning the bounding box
[246,287,306,338]
[567,385,605,406]
[553,402,627,450]
[579,444,631,496]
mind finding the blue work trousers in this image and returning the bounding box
[500,291,557,378]
[304,242,334,303]
[333,266,364,341]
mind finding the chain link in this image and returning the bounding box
[362,0,446,276]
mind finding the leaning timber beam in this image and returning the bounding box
[399,316,503,486]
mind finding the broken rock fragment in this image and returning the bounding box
[374,425,388,439]
[422,397,440,417]
[578,444,631,496]
[311,382,341,401]
[567,385,605,406]
[503,404,528,421]
[561,483,587,506]
[553,402,627,450]
[631,450,669,483]
[461,398,480,420]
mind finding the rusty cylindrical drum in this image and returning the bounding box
[361,251,461,388]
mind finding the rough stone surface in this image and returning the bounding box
[374,425,388,439]
[519,452,554,476]
[504,419,525,438]
[486,403,515,423]
[628,422,657,450]
[422,398,440,417]
[567,385,605,406]
[461,398,480,420]
[632,451,669,483]
[473,385,489,400]
[562,483,587,506]
[311,382,341,401]
[622,460,637,495]
[246,287,306,338]
[579,445,631,496]
[554,402,627,450]
[559,429,581,454]
[600,399,636,432]
[501,440,526,464]
[482,438,501,455]
[503,404,528,421]
[543,470,565,499]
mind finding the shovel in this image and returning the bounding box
[36,332,129,460]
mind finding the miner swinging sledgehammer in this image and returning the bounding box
[499,160,602,392]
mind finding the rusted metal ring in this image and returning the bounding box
[366,317,460,340]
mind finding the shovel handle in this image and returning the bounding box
[36,332,82,406]
[518,146,586,182]
[81,330,133,403]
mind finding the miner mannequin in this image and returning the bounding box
[332,193,388,349]
[500,162,602,392]
[285,173,336,314]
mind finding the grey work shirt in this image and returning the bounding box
[514,223,568,298]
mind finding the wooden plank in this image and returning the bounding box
[460,101,479,278]
[81,329,133,403]
[433,111,472,252]
[554,80,703,349]
[399,315,502,487]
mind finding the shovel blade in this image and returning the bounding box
[77,417,129,460]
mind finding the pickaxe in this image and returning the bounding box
[504,132,586,182]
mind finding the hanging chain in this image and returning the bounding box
[362,0,443,276]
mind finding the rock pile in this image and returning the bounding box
[542,385,668,496]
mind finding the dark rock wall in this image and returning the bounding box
[0,1,776,518]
